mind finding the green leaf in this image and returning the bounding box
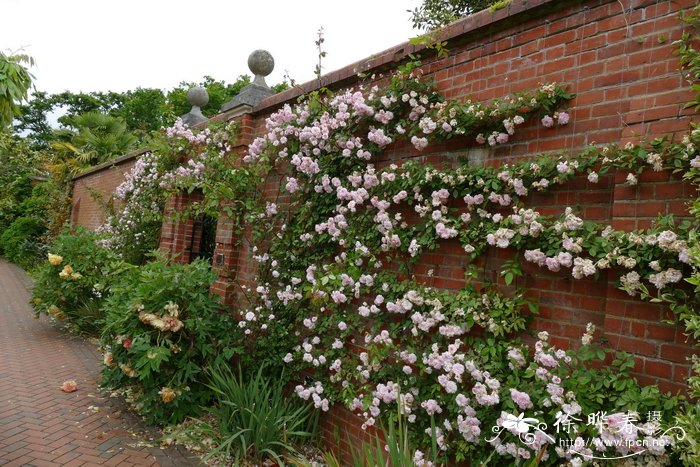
[504,272,514,285]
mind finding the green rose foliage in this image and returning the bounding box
[100,255,243,425]
[31,227,126,334]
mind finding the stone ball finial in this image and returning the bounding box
[187,86,209,108]
[248,50,274,88]
[181,86,209,126]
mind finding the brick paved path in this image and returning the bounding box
[0,260,201,467]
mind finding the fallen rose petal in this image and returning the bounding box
[61,380,78,393]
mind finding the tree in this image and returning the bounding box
[0,51,34,128]
[166,75,252,118]
[409,0,493,31]
[0,131,43,233]
[53,111,137,166]
[14,91,53,149]
[14,75,288,153]
[16,90,124,150]
[112,88,168,136]
[52,90,123,116]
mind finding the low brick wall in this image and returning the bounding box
[71,150,147,231]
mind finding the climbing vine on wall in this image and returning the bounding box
[96,120,247,263]
[230,63,696,465]
[97,23,700,465]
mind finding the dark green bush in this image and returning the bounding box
[100,255,243,425]
[0,216,46,267]
[18,183,49,219]
[31,227,127,334]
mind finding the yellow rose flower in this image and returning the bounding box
[163,301,180,317]
[119,363,137,378]
[48,253,63,265]
[150,318,167,331]
[138,312,157,324]
[163,315,184,332]
[159,387,177,403]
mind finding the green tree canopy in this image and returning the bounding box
[409,0,493,31]
[15,75,271,149]
[166,75,252,117]
[16,91,125,150]
[111,87,168,135]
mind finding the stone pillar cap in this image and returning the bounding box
[221,49,277,113]
[181,86,209,126]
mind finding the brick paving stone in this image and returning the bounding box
[0,260,202,466]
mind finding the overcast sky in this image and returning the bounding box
[2,0,422,96]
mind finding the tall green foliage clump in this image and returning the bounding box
[53,111,137,166]
[0,131,50,267]
[100,256,243,425]
[0,217,45,267]
[668,5,700,463]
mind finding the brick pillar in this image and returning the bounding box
[158,191,204,264]
[210,200,241,306]
[207,111,258,305]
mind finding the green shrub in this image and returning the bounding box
[119,219,162,265]
[0,197,19,234]
[31,227,126,334]
[18,183,49,219]
[100,255,242,425]
[195,364,318,465]
[0,216,46,267]
[675,357,700,464]
[0,172,41,237]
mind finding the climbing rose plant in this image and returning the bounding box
[230,62,694,465]
[97,120,241,262]
[98,55,698,464]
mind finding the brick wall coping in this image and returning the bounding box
[251,0,560,116]
[72,148,150,181]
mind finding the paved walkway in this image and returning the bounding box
[0,260,201,467]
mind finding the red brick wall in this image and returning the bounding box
[158,0,698,460]
[71,156,138,231]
